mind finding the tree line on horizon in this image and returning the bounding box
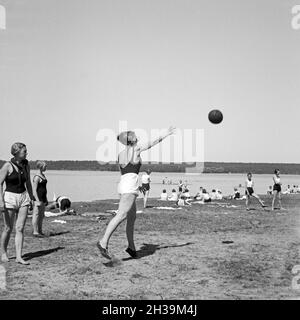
[1,160,300,174]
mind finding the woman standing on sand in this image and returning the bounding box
[32,161,48,237]
[0,143,35,265]
[97,126,176,259]
[245,172,266,211]
[272,169,284,211]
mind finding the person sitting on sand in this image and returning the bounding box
[267,186,273,195]
[283,185,291,195]
[46,195,75,214]
[183,189,191,199]
[216,190,223,200]
[176,195,192,206]
[210,189,218,200]
[168,189,178,201]
[202,189,211,203]
[194,187,204,200]
[160,189,168,201]
[232,188,240,199]
[196,189,211,203]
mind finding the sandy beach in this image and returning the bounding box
[0,194,299,300]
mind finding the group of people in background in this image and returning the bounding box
[158,170,290,211]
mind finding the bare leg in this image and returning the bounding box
[1,209,15,262]
[32,203,40,235]
[98,193,136,249]
[253,193,265,207]
[126,201,137,251]
[246,194,250,210]
[38,204,45,234]
[278,192,283,209]
[272,191,278,211]
[15,206,29,265]
[143,190,149,208]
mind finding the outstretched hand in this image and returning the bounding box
[168,126,176,136]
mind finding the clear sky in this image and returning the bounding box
[0,0,299,162]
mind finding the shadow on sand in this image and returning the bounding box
[48,231,70,237]
[122,242,194,262]
[22,247,65,261]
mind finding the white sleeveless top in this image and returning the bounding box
[246,179,253,188]
[274,175,280,184]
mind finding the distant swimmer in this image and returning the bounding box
[272,169,284,211]
[97,126,176,260]
[245,173,266,211]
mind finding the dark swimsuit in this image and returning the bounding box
[141,183,150,192]
[5,162,27,194]
[119,152,142,175]
[246,187,254,196]
[273,184,281,192]
[34,175,48,204]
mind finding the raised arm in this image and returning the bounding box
[137,126,176,154]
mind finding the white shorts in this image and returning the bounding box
[4,191,31,210]
[117,173,139,195]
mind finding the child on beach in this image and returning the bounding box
[160,189,168,201]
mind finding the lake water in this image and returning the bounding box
[30,170,300,202]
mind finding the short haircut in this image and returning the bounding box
[11,142,26,156]
[60,199,71,211]
[117,131,136,146]
[36,160,46,170]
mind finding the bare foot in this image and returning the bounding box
[1,253,9,262]
[16,258,30,265]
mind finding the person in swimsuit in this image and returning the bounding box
[97,126,176,259]
[245,172,266,211]
[46,195,74,214]
[272,169,284,211]
[32,161,48,237]
[140,169,151,208]
[0,142,35,265]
